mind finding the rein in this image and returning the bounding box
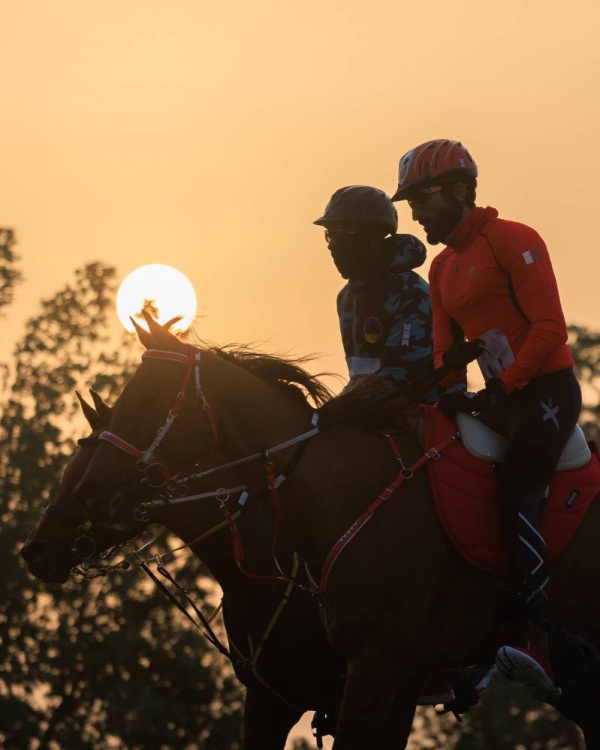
[97,345,462,595]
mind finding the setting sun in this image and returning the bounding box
[116,264,197,333]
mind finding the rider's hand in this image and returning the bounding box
[470,377,508,412]
[437,390,478,419]
[437,378,507,418]
[442,339,485,371]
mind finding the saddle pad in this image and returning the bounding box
[423,406,600,574]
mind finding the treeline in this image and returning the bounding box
[0,234,244,749]
[0,229,597,748]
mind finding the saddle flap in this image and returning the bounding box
[456,413,507,463]
[559,425,592,470]
[457,413,591,471]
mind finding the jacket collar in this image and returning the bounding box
[445,206,498,252]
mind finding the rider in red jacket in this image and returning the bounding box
[391,139,582,700]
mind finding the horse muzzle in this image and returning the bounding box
[21,538,72,584]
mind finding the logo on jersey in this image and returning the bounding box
[400,322,411,347]
[363,316,384,344]
[522,248,542,265]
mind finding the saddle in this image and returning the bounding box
[423,406,600,574]
[457,412,591,471]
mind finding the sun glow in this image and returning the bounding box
[116,264,197,333]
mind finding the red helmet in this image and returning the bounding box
[391,139,478,201]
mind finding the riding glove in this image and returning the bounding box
[437,390,479,419]
[442,339,485,371]
[471,377,508,412]
[438,378,507,419]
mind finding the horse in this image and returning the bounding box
[65,315,600,748]
[22,392,350,749]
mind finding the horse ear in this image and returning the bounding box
[76,391,103,430]
[141,309,185,350]
[89,389,112,426]
[142,310,164,336]
[131,316,155,350]
[164,315,183,331]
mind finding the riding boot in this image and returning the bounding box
[524,588,560,635]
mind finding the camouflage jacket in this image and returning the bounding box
[337,233,438,403]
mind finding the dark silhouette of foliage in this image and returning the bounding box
[0,261,243,748]
[569,324,600,442]
[0,228,22,315]
[413,680,584,749]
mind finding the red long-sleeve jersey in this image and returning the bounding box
[429,206,573,392]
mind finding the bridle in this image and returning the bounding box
[98,344,321,493]
[92,343,322,589]
[98,346,219,486]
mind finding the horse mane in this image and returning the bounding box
[318,380,418,432]
[208,345,416,430]
[132,316,334,409]
[138,316,411,425]
[207,344,335,408]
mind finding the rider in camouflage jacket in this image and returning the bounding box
[315,186,439,404]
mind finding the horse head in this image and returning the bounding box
[76,312,320,530]
[20,392,140,583]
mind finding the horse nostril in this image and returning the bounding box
[21,539,50,564]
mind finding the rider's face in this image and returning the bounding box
[407,185,466,245]
[325,229,376,280]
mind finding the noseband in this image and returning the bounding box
[98,346,218,486]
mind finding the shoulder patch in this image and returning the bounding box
[522,248,542,264]
[363,316,384,344]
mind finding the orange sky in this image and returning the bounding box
[2,2,598,744]
[1,1,599,392]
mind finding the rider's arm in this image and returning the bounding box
[429,255,467,390]
[489,223,570,392]
[375,272,441,402]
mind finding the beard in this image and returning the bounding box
[423,198,464,245]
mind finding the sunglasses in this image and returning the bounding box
[406,185,445,209]
[324,228,371,242]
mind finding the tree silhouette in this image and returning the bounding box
[569,324,600,441]
[0,228,22,315]
[0,258,243,748]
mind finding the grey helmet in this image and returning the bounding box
[313,185,398,236]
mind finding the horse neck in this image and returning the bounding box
[203,351,313,458]
[155,502,293,609]
[279,423,426,566]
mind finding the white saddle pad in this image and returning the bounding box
[456,412,591,471]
